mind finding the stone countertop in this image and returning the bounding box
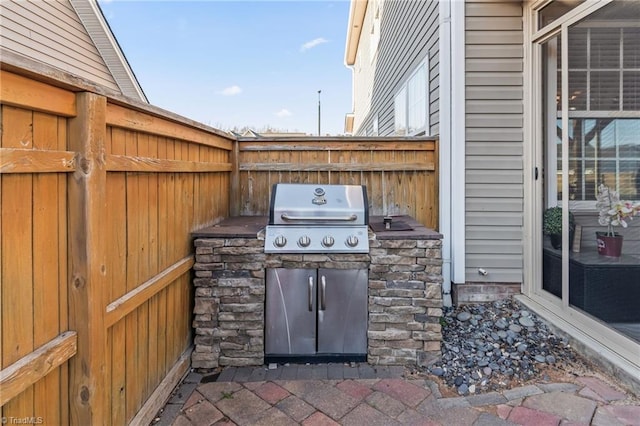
[192,215,442,240]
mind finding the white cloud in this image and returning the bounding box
[300,37,328,52]
[220,85,242,96]
[275,109,292,117]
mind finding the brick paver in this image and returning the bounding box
[465,391,507,407]
[197,381,242,403]
[184,400,224,425]
[365,391,406,418]
[250,407,298,426]
[372,378,430,407]
[577,376,627,401]
[592,406,627,426]
[276,395,317,422]
[336,379,374,401]
[474,412,518,426]
[280,380,360,420]
[396,408,441,426]
[254,381,290,405]
[214,388,272,425]
[155,366,640,426]
[522,391,598,424]
[603,404,640,425]
[340,402,400,426]
[183,390,205,410]
[279,364,299,380]
[507,406,561,426]
[301,411,340,426]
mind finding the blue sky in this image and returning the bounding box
[98,0,353,135]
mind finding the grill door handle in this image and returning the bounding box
[281,213,357,222]
[320,275,326,311]
[308,276,314,312]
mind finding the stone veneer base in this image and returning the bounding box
[191,218,443,370]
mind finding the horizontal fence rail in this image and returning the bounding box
[233,138,439,229]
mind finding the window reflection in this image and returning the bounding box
[556,119,640,201]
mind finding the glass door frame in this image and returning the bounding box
[524,0,640,379]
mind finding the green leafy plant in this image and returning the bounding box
[543,206,575,236]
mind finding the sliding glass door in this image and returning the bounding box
[535,1,640,343]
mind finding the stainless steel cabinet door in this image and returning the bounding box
[265,268,316,355]
[317,269,368,354]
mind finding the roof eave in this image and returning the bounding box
[344,0,368,66]
[70,0,148,102]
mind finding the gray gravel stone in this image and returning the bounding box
[519,316,535,327]
[427,298,578,394]
[457,312,472,322]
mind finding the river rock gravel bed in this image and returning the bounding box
[419,298,588,396]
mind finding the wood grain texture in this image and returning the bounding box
[1,105,35,419]
[128,347,192,426]
[106,103,233,150]
[32,111,63,423]
[235,139,439,229]
[67,92,108,425]
[0,148,76,173]
[0,70,76,116]
[239,162,435,172]
[106,153,231,173]
[0,332,77,406]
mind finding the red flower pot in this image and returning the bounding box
[596,232,623,257]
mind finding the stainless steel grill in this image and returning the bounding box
[264,183,369,253]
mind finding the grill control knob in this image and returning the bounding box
[298,235,311,247]
[274,235,287,248]
[346,235,359,248]
[322,235,335,247]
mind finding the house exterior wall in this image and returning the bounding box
[0,0,120,92]
[350,0,440,137]
[464,0,525,284]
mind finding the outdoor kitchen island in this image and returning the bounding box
[191,215,443,370]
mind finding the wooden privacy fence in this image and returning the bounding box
[1,59,439,425]
[232,137,439,229]
[1,65,233,425]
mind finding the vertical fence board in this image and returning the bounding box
[136,133,150,403]
[1,106,35,420]
[107,125,127,426]
[156,137,169,379]
[32,111,62,424]
[57,115,70,426]
[147,135,160,393]
[123,128,140,422]
[165,139,177,376]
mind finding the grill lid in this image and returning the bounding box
[269,184,369,226]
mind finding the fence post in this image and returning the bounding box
[230,138,240,216]
[67,92,108,425]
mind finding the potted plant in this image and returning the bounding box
[543,206,575,249]
[595,184,640,257]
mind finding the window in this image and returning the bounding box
[394,63,428,136]
[394,87,407,135]
[553,21,640,203]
